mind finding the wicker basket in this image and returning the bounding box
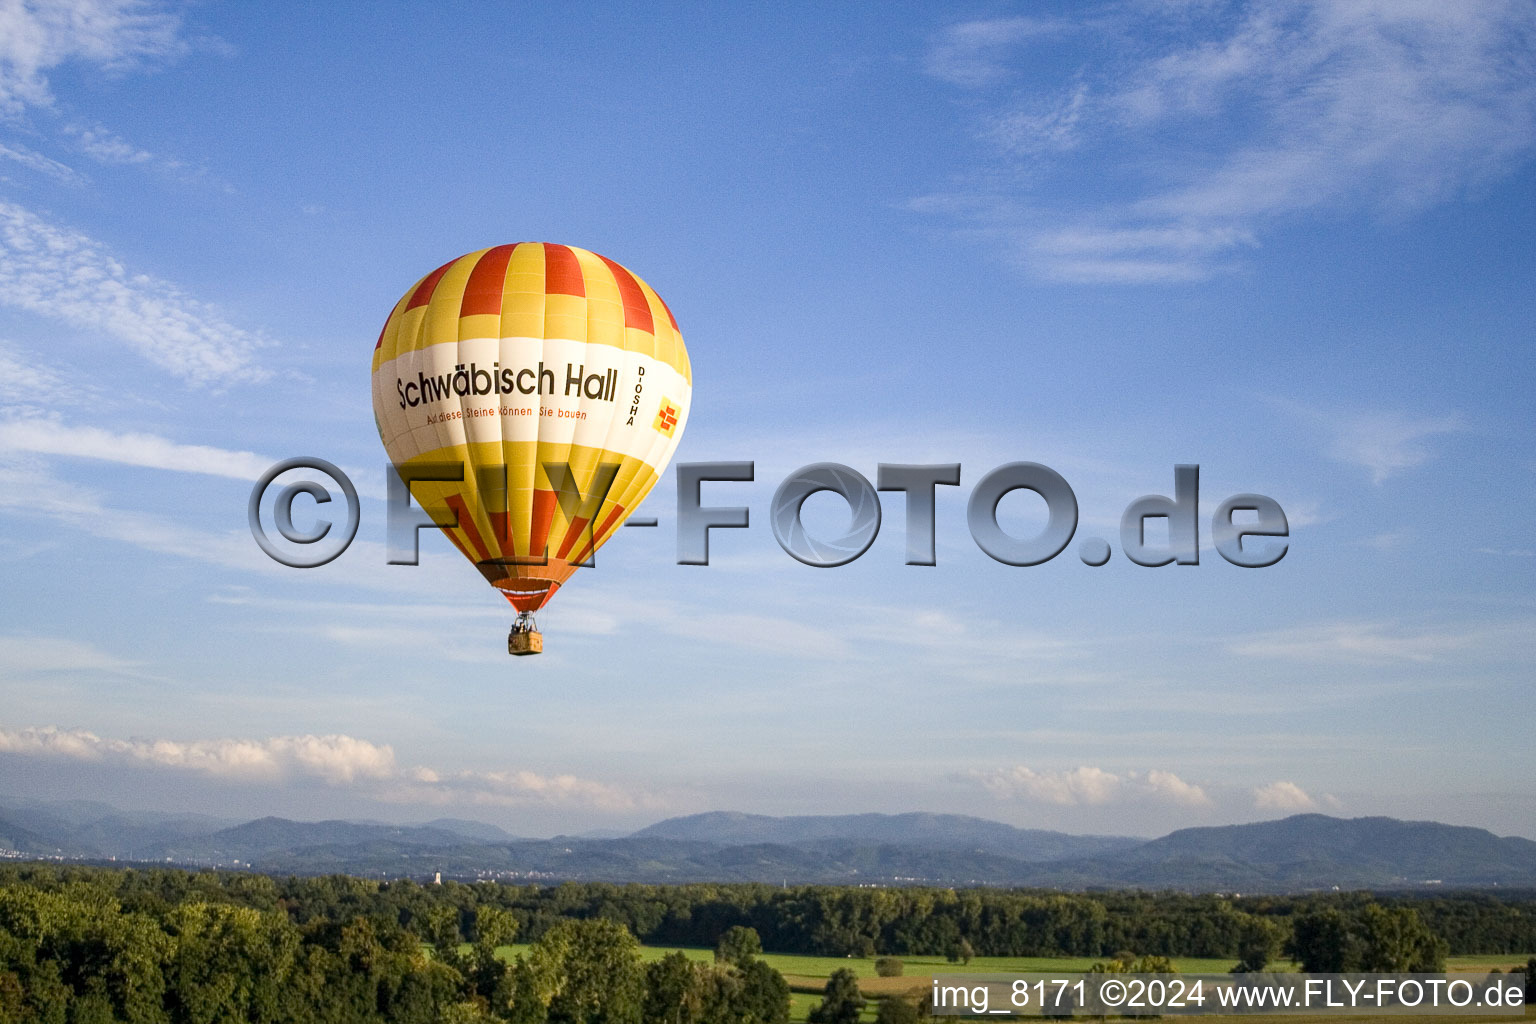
[508,630,543,656]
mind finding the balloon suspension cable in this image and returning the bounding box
[512,610,539,634]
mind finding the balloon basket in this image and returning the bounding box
[509,612,542,656]
[508,630,543,656]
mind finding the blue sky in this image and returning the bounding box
[0,1,1532,840]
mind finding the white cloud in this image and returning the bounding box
[1321,410,1463,484]
[0,199,267,380]
[0,417,274,479]
[1253,780,1315,811]
[0,340,66,403]
[0,139,82,183]
[921,3,1536,282]
[0,202,267,383]
[58,120,230,191]
[1364,529,1413,551]
[1228,618,1536,665]
[0,723,389,782]
[0,722,634,808]
[990,82,1089,155]
[0,634,136,674]
[925,17,1065,89]
[971,764,1210,806]
[1267,399,1462,482]
[390,767,638,812]
[0,201,267,383]
[62,121,151,163]
[1144,768,1212,807]
[1026,223,1258,284]
[0,0,188,115]
[0,416,389,503]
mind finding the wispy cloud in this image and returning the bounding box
[1229,618,1536,665]
[920,3,1536,282]
[0,415,388,501]
[0,0,189,115]
[62,121,152,163]
[1321,410,1463,484]
[58,120,233,191]
[1267,399,1463,482]
[0,139,82,183]
[924,16,1066,89]
[0,201,267,382]
[0,341,66,405]
[0,722,636,809]
[968,764,1211,806]
[0,417,274,479]
[1026,223,1257,284]
[0,634,137,675]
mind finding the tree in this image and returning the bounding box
[1357,905,1446,972]
[808,968,865,1024]
[715,925,763,969]
[536,918,645,1024]
[874,996,922,1024]
[457,905,517,1009]
[1289,904,1447,974]
[642,952,703,1024]
[1289,909,1355,972]
[473,905,519,950]
[957,938,974,966]
[1233,916,1285,973]
[874,957,903,977]
[1092,954,1177,974]
[737,958,791,1024]
[421,905,462,960]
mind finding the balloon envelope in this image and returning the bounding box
[371,243,691,611]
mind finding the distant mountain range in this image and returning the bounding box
[3,800,1533,892]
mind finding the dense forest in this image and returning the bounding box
[0,864,1531,1022]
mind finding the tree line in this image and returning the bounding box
[0,869,792,1024]
[3,867,1533,958]
[1,864,1532,1022]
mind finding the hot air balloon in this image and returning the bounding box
[370,243,691,655]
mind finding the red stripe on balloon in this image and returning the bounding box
[571,502,626,565]
[542,244,585,297]
[405,259,456,311]
[444,494,491,563]
[528,489,558,559]
[596,253,654,334]
[460,244,516,317]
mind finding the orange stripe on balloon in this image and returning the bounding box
[528,489,558,559]
[445,494,491,563]
[460,244,516,317]
[405,259,456,311]
[571,502,626,565]
[596,253,654,334]
[542,243,585,297]
[488,511,511,548]
[442,526,475,564]
[554,516,591,561]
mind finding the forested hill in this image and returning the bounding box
[633,811,1140,860]
[4,802,1535,891]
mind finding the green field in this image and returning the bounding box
[489,943,1245,977]
[482,944,1532,1023]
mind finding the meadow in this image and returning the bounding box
[485,944,1532,1022]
